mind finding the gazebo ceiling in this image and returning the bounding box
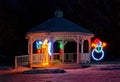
[27,9,93,35]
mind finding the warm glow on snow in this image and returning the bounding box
[42,62,49,66]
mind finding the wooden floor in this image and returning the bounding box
[30,62,83,69]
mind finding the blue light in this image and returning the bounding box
[36,41,42,49]
[92,49,104,61]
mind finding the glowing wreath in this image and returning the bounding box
[91,38,106,61]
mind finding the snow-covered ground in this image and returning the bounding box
[0,64,120,82]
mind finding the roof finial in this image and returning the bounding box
[55,9,63,18]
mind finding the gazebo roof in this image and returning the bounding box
[27,9,93,34]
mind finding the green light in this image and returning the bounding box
[97,47,101,53]
[59,42,63,49]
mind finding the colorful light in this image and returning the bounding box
[43,39,53,56]
[36,40,42,49]
[102,42,106,47]
[48,41,52,56]
[36,39,52,56]
[59,41,63,54]
[59,41,63,49]
[91,38,106,61]
[42,39,49,66]
[42,39,48,47]
[36,40,42,54]
[35,39,53,66]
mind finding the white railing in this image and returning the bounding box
[81,53,90,63]
[52,53,76,62]
[15,54,43,68]
[15,55,29,68]
[15,53,90,68]
[64,53,76,62]
[32,54,41,63]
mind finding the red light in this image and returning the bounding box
[60,49,62,55]
[37,49,42,54]
[94,38,100,44]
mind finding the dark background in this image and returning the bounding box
[0,0,120,64]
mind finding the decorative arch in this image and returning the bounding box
[64,41,77,62]
[33,39,42,54]
[64,41,77,53]
[53,41,60,53]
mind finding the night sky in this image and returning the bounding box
[0,0,120,63]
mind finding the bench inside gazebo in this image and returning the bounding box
[15,9,94,68]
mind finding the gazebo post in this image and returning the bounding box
[81,39,84,63]
[62,39,65,63]
[81,39,84,53]
[29,37,33,68]
[88,38,91,62]
[77,35,80,64]
[51,40,54,64]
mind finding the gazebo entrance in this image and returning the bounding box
[32,38,79,66]
[53,41,77,63]
[64,41,77,63]
[32,39,52,66]
[64,53,77,63]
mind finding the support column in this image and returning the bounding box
[88,39,91,54]
[81,39,84,63]
[51,40,54,64]
[77,35,80,64]
[29,37,33,67]
[81,39,84,54]
[88,38,91,62]
[62,39,64,63]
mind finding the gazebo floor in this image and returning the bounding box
[30,63,82,69]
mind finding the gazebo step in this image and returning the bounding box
[52,63,81,69]
[30,63,52,68]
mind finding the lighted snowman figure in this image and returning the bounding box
[91,38,106,61]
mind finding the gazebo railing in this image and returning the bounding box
[64,53,77,62]
[53,53,77,63]
[81,53,90,63]
[32,54,41,63]
[15,53,90,68]
[15,55,29,69]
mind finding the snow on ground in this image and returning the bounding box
[0,64,120,82]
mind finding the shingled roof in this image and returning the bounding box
[27,9,93,34]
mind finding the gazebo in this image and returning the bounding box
[26,9,94,68]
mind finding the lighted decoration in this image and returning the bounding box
[36,40,43,53]
[91,38,106,61]
[36,39,52,56]
[48,41,52,56]
[41,39,53,65]
[41,39,49,65]
[59,41,63,54]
